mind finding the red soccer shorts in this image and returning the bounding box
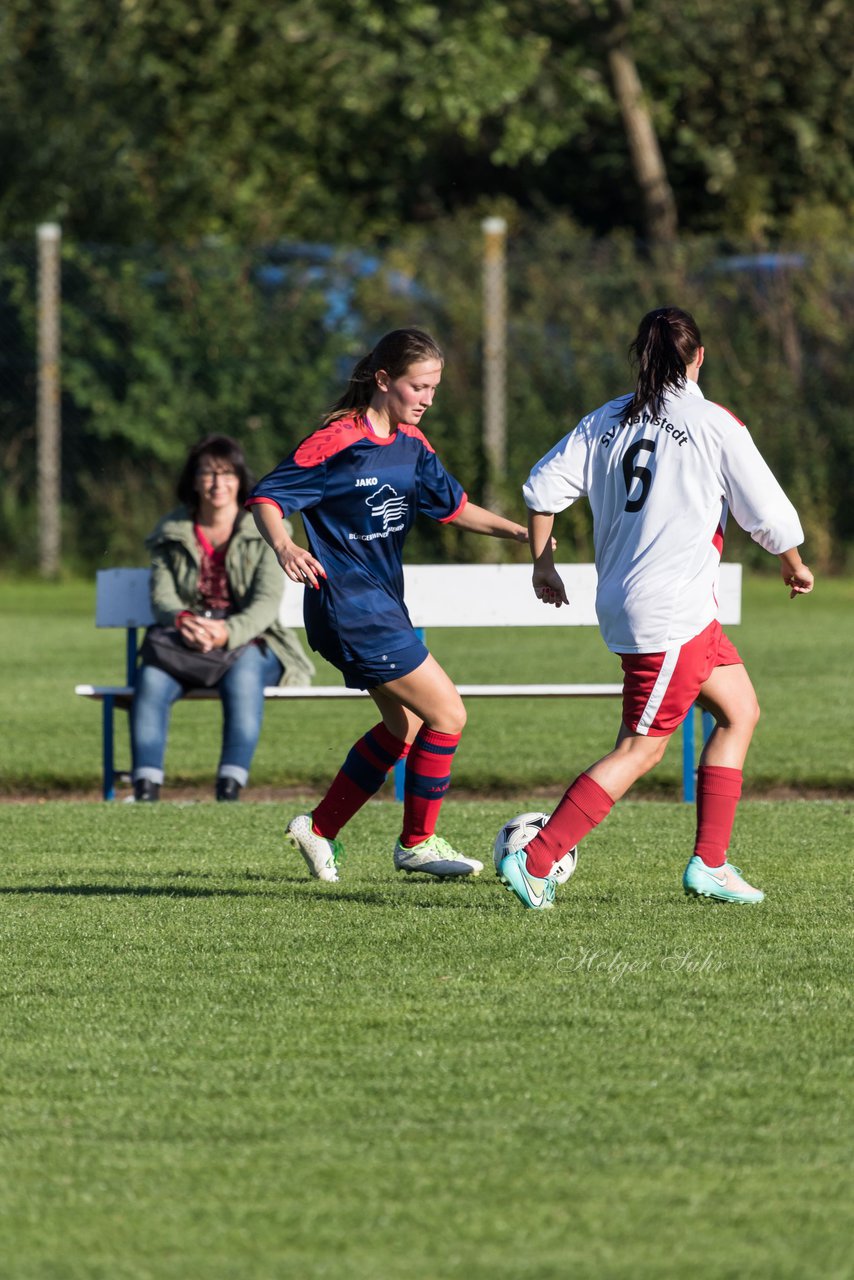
[619,619,742,737]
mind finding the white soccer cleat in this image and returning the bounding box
[393,833,483,878]
[286,813,341,882]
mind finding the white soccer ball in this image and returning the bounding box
[493,811,578,885]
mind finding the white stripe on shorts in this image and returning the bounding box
[635,645,682,735]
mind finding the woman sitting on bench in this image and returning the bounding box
[131,434,314,803]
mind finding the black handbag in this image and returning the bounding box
[140,625,248,688]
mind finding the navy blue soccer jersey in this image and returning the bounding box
[247,415,467,660]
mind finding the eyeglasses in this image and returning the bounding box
[197,469,238,481]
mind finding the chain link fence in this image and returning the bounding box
[1,221,851,574]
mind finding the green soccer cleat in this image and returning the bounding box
[499,849,557,910]
[682,855,764,904]
[393,833,483,878]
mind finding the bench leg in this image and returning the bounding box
[701,709,714,747]
[102,695,116,801]
[681,712,695,803]
[681,706,716,802]
[125,627,139,686]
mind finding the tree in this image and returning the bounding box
[603,0,677,243]
[0,0,849,243]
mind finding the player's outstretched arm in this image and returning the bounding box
[529,510,568,608]
[778,548,814,599]
[449,501,528,542]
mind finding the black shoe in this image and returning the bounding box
[133,778,160,803]
[216,777,242,802]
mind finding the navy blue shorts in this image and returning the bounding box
[311,630,429,691]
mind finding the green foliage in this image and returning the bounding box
[640,0,854,238]
[1,219,851,569]
[52,242,354,565]
[390,216,853,566]
[1,797,851,1277]
[1,6,850,571]
[1,0,850,242]
[0,250,36,562]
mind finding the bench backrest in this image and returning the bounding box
[94,563,742,630]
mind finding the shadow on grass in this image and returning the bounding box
[299,880,504,910]
[0,875,505,908]
[0,882,275,898]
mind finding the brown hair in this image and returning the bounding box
[321,327,444,426]
[176,434,253,515]
[620,307,702,423]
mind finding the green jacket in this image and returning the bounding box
[145,507,315,686]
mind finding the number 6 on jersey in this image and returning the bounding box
[622,438,656,512]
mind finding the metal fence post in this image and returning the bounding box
[37,222,62,578]
[482,216,507,515]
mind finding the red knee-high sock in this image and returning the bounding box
[693,765,742,867]
[525,773,614,878]
[400,727,460,847]
[312,723,409,839]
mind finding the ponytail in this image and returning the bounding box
[320,353,376,426]
[320,327,444,427]
[620,307,702,424]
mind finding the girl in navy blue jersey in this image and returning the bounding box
[249,327,528,881]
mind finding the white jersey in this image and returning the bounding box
[523,379,803,653]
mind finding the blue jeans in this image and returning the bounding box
[131,642,283,787]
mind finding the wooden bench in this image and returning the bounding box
[75,563,742,802]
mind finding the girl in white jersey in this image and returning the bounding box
[500,306,814,910]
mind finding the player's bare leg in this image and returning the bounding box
[696,662,761,770]
[373,658,482,878]
[370,654,466,738]
[683,662,764,903]
[585,723,672,801]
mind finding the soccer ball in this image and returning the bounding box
[493,811,578,885]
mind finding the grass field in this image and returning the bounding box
[1,797,852,1279]
[2,570,852,1276]
[1,572,852,796]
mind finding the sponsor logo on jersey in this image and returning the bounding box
[347,484,409,541]
[355,477,378,487]
[601,410,691,449]
[367,484,407,529]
